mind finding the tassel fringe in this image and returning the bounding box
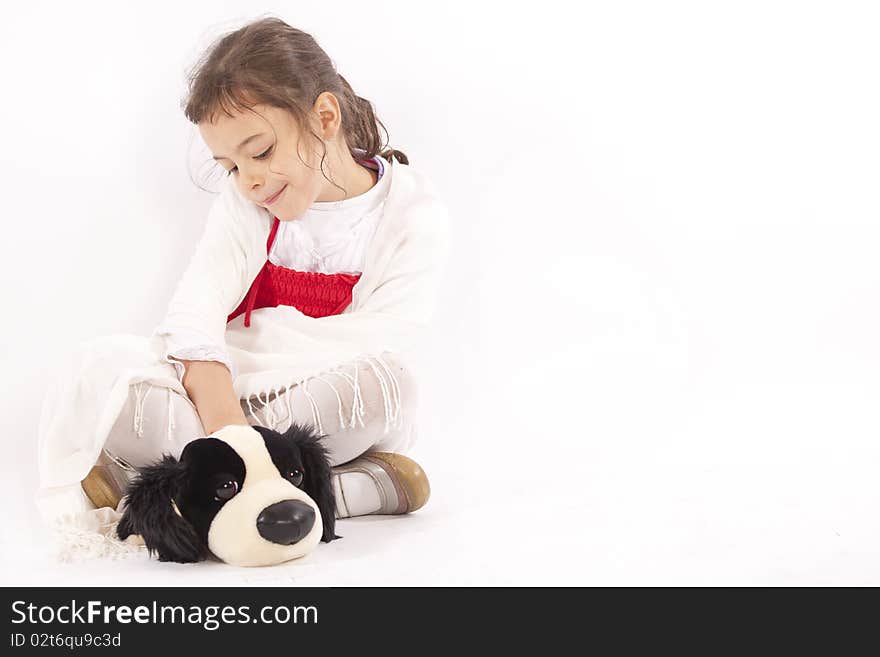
[241,353,404,436]
[50,507,146,563]
[131,353,405,444]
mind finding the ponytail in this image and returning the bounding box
[338,74,409,165]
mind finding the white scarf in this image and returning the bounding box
[35,157,452,559]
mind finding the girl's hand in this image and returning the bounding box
[178,359,250,434]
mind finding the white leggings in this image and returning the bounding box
[102,352,419,471]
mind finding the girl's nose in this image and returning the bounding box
[240,175,264,198]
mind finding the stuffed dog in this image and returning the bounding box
[115,422,339,566]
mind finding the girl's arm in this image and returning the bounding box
[178,359,249,434]
[152,179,268,434]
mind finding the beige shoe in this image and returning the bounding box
[80,450,134,511]
[332,452,431,519]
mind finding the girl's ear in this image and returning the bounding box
[294,430,340,543]
[116,455,207,563]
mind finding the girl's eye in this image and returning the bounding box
[226,146,273,176]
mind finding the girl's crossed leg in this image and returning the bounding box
[100,352,426,519]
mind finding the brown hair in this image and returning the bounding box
[182,16,408,192]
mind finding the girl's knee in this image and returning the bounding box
[375,351,420,409]
[104,384,204,468]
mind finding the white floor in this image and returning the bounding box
[5,363,880,587]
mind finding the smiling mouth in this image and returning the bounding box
[264,185,287,205]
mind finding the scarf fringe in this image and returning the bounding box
[50,507,146,563]
[132,382,151,438]
[127,353,405,454]
[242,353,404,437]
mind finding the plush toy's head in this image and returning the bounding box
[116,423,339,566]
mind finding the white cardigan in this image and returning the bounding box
[35,155,452,554]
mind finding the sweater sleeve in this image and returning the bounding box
[162,328,238,382]
[151,179,262,381]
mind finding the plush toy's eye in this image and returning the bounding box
[214,479,240,502]
[285,469,304,487]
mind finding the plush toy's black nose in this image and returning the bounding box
[256,500,316,545]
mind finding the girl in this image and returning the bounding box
[36,16,451,553]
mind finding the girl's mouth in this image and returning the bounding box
[264,185,287,205]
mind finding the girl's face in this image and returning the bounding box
[199,98,346,221]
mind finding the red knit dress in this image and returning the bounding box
[226,215,362,327]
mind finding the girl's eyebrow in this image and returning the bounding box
[212,133,266,160]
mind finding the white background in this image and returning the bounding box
[1,0,879,585]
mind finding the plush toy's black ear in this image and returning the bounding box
[116,454,207,563]
[290,427,340,543]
